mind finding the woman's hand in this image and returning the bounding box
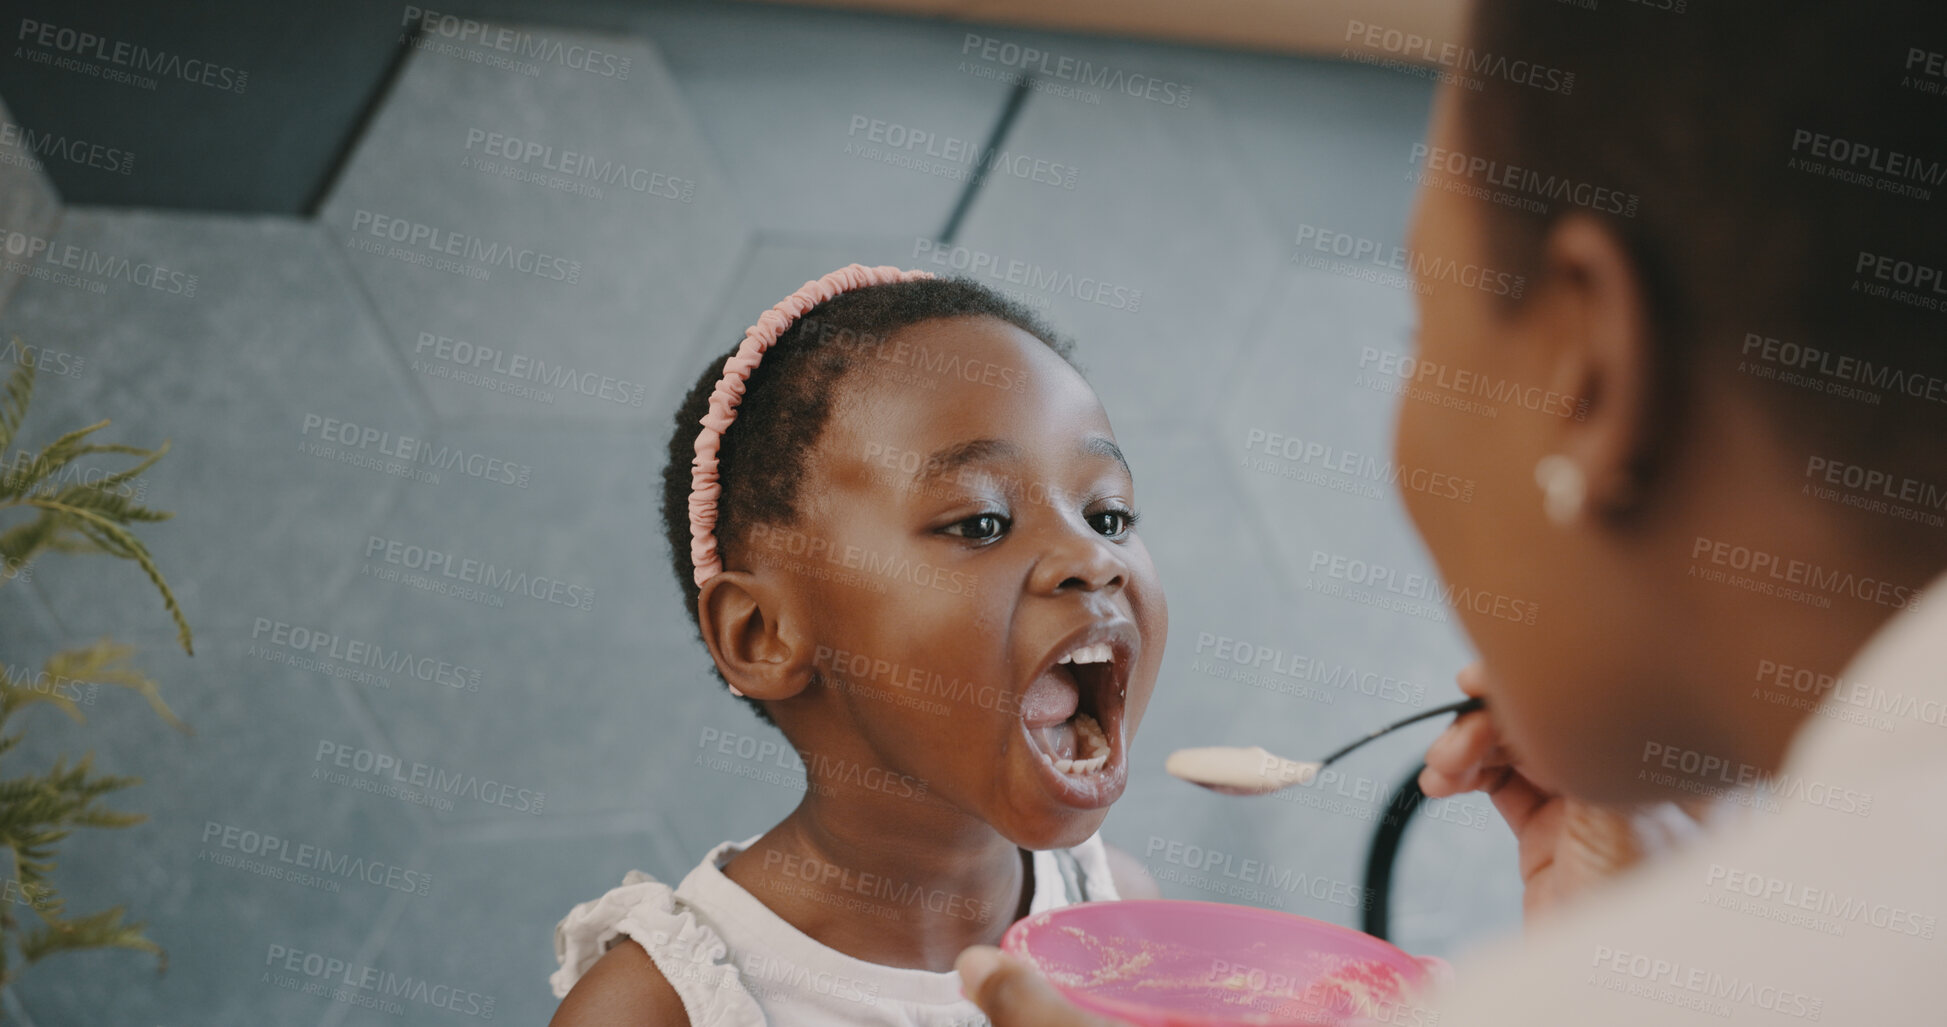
[1420,662,1704,924]
[956,947,1128,1027]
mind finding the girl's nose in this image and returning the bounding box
[1028,524,1128,596]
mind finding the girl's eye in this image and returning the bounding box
[1088,507,1138,539]
[944,513,1009,541]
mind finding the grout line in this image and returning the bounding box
[936,75,1036,246]
[303,23,423,218]
[308,208,438,427]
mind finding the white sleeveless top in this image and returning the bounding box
[550,833,1119,1026]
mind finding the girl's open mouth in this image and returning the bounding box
[1019,628,1134,806]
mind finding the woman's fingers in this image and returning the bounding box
[1488,768,1562,871]
[1421,662,1513,797]
[1419,710,1501,796]
[957,947,1125,1027]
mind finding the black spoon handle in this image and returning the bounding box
[1317,696,1486,769]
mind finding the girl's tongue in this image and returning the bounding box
[1019,670,1110,773]
[1019,670,1081,726]
[1021,671,1082,760]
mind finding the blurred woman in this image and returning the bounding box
[961,1,1947,1022]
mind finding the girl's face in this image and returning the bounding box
[772,315,1166,850]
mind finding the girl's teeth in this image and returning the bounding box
[1047,713,1110,776]
[1057,643,1113,665]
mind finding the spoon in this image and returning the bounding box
[1166,696,1486,796]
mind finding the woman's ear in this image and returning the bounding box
[1532,213,1658,518]
[695,569,815,702]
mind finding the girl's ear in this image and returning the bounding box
[695,569,815,702]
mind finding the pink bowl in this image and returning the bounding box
[1001,900,1437,1027]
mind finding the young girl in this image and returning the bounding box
[548,265,1168,1026]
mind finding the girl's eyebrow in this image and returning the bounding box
[1083,435,1131,477]
[916,438,1019,484]
[915,435,1130,484]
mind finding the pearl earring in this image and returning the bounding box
[1533,455,1586,526]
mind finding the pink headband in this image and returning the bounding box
[687,263,935,589]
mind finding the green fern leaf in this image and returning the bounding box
[0,355,32,456]
[17,906,161,968]
[20,500,191,656]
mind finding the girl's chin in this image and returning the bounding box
[994,805,1110,853]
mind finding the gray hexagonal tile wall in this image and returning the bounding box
[323,422,740,826]
[1163,47,1436,245]
[0,9,1536,1024]
[0,211,422,643]
[7,629,421,1027]
[631,4,1029,238]
[0,95,61,313]
[940,31,1290,422]
[317,25,749,426]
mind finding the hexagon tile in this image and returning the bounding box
[0,9,1532,1023]
[0,94,62,312]
[0,210,422,645]
[6,626,425,1027]
[940,32,1290,423]
[317,25,750,426]
[630,2,1027,238]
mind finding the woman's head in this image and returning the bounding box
[1397,0,1947,800]
[661,274,1166,848]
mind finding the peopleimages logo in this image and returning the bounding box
[746,522,976,597]
[1293,223,1525,298]
[1191,631,1427,706]
[1801,455,1947,528]
[1307,550,1540,626]
[0,338,86,380]
[401,6,632,79]
[844,114,1079,190]
[1738,331,1947,406]
[201,821,433,896]
[0,227,198,295]
[1640,740,1873,816]
[1144,836,1374,912]
[1789,128,1943,200]
[1690,536,1921,611]
[1757,658,1947,729]
[250,617,481,691]
[1242,427,1475,503]
[15,17,249,92]
[412,330,647,407]
[760,850,995,923]
[1703,863,1937,939]
[1588,945,1823,1021]
[1852,249,1947,313]
[910,239,1141,312]
[264,943,495,1018]
[958,33,1192,108]
[461,128,692,201]
[299,413,534,488]
[0,121,134,175]
[1408,143,1638,217]
[1357,347,1586,420]
[363,534,597,612]
[314,739,545,814]
[695,726,928,801]
[1346,20,1574,95]
[346,209,582,284]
